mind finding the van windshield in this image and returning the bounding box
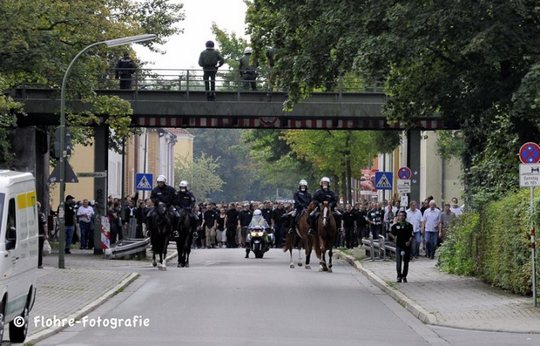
[0,193,4,228]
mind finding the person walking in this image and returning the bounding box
[422,200,441,259]
[406,201,423,258]
[389,211,414,283]
[198,40,224,101]
[115,52,137,89]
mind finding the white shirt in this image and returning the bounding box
[450,205,463,217]
[422,208,441,233]
[77,205,94,223]
[406,208,422,233]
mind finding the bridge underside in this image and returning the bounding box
[12,89,456,130]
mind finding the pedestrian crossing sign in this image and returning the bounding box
[375,172,393,190]
[135,173,153,191]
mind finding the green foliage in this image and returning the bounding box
[0,0,183,153]
[439,189,540,295]
[175,153,224,201]
[246,0,540,202]
[0,74,24,166]
[438,212,480,276]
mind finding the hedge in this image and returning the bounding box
[438,189,540,295]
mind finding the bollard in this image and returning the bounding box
[370,235,375,261]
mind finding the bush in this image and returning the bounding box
[438,189,540,295]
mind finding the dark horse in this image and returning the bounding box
[148,202,171,270]
[314,201,337,272]
[283,201,316,269]
[175,208,195,268]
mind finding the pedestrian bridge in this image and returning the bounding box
[11,68,454,130]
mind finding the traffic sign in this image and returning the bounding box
[519,142,540,164]
[48,162,79,184]
[375,171,393,190]
[397,166,412,180]
[135,173,153,191]
[397,179,411,193]
[400,194,409,208]
[520,164,540,187]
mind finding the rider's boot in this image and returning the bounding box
[245,248,249,258]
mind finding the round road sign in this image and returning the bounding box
[519,142,540,164]
[398,167,412,180]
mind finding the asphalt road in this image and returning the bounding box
[35,248,540,346]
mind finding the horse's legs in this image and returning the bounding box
[328,247,333,273]
[304,236,311,270]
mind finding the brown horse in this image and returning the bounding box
[283,201,316,269]
[314,201,337,272]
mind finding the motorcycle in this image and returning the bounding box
[247,226,274,258]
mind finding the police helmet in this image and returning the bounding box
[157,175,167,183]
[299,179,308,187]
[179,180,188,188]
[253,209,262,216]
[244,47,252,54]
[205,40,215,48]
[320,176,330,185]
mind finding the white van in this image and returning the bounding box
[0,170,38,343]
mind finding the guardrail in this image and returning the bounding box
[362,235,397,261]
[18,68,384,96]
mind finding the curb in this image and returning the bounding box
[336,250,438,325]
[25,271,140,344]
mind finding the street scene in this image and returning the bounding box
[2,0,540,345]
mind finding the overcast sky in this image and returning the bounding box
[133,0,248,69]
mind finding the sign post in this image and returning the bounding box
[397,167,412,208]
[519,142,540,307]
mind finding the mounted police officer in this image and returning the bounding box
[174,180,198,229]
[289,179,312,232]
[309,177,339,235]
[148,175,177,234]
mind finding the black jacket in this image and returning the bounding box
[294,190,312,210]
[150,185,176,206]
[115,57,136,77]
[175,190,196,209]
[313,188,337,209]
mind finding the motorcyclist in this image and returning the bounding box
[309,177,339,235]
[245,209,270,258]
[174,180,198,232]
[288,179,312,233]
[148,175,177,234]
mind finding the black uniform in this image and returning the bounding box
[225,208,239,248]
[239,53,257,90]
[313,188,338,209]
[261,207,273,225]
[355,208,368,240]
[294,189,312,212]
[150,185,176,207]
[367,208,383,239]
[174,190,196,209]
[115,56,137,89]
[390,221,414,282]
[342,210,356,249]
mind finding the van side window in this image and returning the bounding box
[6,198,16,243]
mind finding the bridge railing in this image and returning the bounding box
[101,68,384,94]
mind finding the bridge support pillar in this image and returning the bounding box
[407,130,421,204]
[93,126,109,255]
[9,126,50,211]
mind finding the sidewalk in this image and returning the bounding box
[22,246,177,344]
[337,249,540,333]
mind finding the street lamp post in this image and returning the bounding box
[58,34,156,268]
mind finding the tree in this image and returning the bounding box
[175,153,224,201]
[246,0,540,200]
[0,0,184,163]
